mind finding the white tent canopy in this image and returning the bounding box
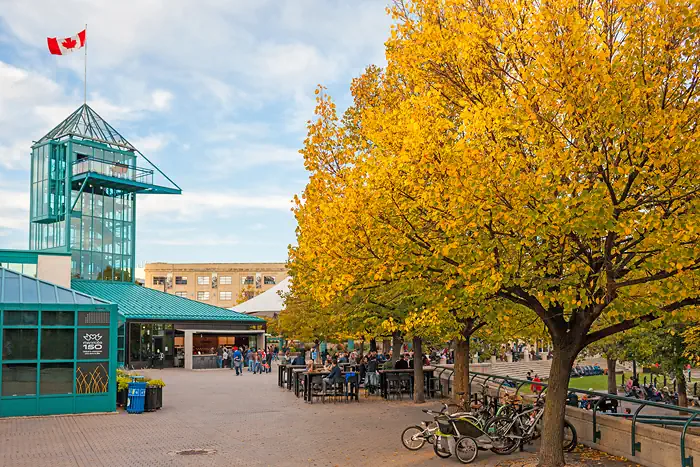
[231,277,290,316]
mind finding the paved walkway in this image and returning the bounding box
[0,365,638,467]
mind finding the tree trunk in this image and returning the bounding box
[382,338,391,354]
[453,338,470,402]
[370,338,377,353]
[538,344,576,467]
[606,356,617,395]
[413,336,425,403]
[391,331,402,364]
[677,367,688,412]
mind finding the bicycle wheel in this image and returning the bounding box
[433,436,452,458]
[563,420,578,452]
[455,437,479,464]
[401,426,426,450]
[498,404,517,420]
[485,416,520,455]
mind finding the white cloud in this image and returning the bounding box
[131,133,171,153]
[249,223,266,231]
[151,90,173,111]
[138,191,293,221]
[0,189,29,231]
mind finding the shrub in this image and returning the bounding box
[147,379,166,388]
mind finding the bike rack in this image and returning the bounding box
[631,402,647,454]
[682,413,699,467]
[464,369,700,466]
[591,395,607,443]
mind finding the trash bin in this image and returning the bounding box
[127,376,147,414]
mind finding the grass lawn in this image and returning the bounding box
[517,372,655,393]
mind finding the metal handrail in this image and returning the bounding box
[72,156,154,184]
[435,367,700,466]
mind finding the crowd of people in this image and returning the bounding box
[215,345,279,375]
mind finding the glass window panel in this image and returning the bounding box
[7,263,23,274]
[3,276,20,302]
[4,311,38,326]
[92,217,103,252]
[41,329,74,360]
[57,287,74,303]
[3,329,38,360]
[129,323,140,362]
[42,311,74,326]
[2,364,37,396]
[21,276,39,302]
[40,362,73,394]
[39,282,57,303]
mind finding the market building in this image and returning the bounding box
[144,262,288,306]
[0,104,265,417]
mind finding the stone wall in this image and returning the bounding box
[566,405,699,467]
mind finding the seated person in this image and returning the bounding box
[322,357,343,391]
[394,354,409,370]
[305,359,315,372]
[293,353,305,366]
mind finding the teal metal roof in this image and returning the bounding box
[71,280,265,322]
[0,268,111,305]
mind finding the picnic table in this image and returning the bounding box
[303,371,360,404]
[278,363,288,387]
[378,366,436,399]
[285,365,306,390]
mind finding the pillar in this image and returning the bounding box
[184,331,193,370]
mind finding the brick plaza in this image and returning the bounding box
[0,365,637,466]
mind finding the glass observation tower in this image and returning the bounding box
[28,104,181,281]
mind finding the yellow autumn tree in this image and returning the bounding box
[381,1,700,465]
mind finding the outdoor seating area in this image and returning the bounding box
[278,361,440,404]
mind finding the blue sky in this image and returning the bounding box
[0,0,391,264]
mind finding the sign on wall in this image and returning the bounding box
[78,328,110,360]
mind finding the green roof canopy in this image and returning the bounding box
[71,280,265,322]
[0,268,111,305]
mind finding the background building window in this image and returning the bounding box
[152,276,166,285]
[220,276,232,285]
[197,291,210,300]
[264,275,276,285]
[219,291,232,301]
[242,275,254,285]
[242,290,255,300]
[175,291,187,297]
[175,276,187,285]
[197,276,210,285]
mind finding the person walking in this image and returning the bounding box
[265,348,273,373]
[247,348,254,372]
[222,347,229,369]
[216,346,224,368]
[232,347,243,376]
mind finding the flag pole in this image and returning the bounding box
[84,23,87,105]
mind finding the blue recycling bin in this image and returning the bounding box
[127,376,147,414]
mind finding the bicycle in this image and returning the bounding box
[484,394,577,454]
[400,407,443,450]
[446,389,493,430]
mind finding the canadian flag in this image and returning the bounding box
[47,29,86,55]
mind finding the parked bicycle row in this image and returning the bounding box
[401,387,576,464]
